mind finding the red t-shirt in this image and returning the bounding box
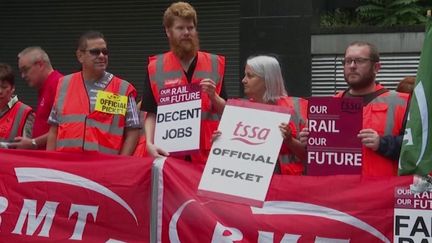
[32,70,63,143]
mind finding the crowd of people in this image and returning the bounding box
[0,1,414,176]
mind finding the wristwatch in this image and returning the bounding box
[31,139,38,149]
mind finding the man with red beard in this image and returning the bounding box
[46,31,140,155]
[300,41,409,176]
[140,2,226,164]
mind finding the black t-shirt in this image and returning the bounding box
[140,55,227,113]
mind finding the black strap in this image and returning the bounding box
[342,87,389,106]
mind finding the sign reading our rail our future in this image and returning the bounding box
[198,99,291,207]
[306,97,363,175]
[154,84,201,155]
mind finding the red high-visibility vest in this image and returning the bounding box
[276,96,308,175]
[0,101,32,142]
[148,51,225,164]
[335,83,409,176]
[53,72,137,154]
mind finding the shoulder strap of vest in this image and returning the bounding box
[342,87,389,106]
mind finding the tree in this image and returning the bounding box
[356,0,429,26]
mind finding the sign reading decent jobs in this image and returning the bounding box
[154,84,201,154]
[307,97,363,175]
[198,99,291,207]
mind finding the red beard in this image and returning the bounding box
[169,35,200,60]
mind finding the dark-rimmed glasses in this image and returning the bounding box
[341,57,373,66]
[81,48,109,56]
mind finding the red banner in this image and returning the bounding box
[0,149,151,242]
[155,157,413,242]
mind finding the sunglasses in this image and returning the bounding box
[82,48,109,56]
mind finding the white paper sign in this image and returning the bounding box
[198,99,291,207]
[154,84,201,154]
[394,186,432,242]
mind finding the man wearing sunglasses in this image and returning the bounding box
[140,2,227,164]
[9,47,63,150]
[46,31,140,155]
[300,41,409,176]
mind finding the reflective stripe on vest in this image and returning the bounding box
[194,54,221,85]
[290,97,304,136]
[279,154,299,164]
[369,91,406,135]
[55,74,73,115]
[201,111,220,121]
[152,54,182,90]
[57,114,124,136]
[5,103,31,141]
[57,139,118,155]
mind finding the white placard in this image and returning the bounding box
[198,99,291,206]
[154,84,201,154]
[394,186,432,242]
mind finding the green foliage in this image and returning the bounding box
[320,8,362,28]
[356,0,429,26]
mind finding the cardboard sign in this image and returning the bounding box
[394,186,432,242]
[198,99,291,207]
[154,84,201,154]
[306,97,363,175]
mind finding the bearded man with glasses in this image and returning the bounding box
[46,31,140,155]
[300,41,409,176]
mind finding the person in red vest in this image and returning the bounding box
[0,63,33,147]
[141,2,227,163]
[8,47,63,150]
[46,31,140,155]
[300,41,409,176]
[214,55,308,175]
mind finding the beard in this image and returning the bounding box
[344,69,376,91]
[169,34,200,60]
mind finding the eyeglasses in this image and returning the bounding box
[341,57,374,66]
[81,48,109,56]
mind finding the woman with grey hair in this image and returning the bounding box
[241,55,307,175]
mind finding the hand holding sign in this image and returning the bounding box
[200,78,217,99]
[299,127,309,146]
[279,122,293,141]
[147,143,169,158]
[357,128,380,151]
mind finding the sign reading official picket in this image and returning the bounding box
[154,84,201,154]
[307,97,363,175]
[198,99,291,207]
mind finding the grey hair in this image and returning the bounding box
[246,55,287,103]
[18,46,51,66]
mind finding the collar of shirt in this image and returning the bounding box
[7,95,19,109]
[0,95,19,116]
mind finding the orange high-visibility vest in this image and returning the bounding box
[335,83,408,176]
[148,51,225,164]
[276,96,308,175]
[0,101,32,142]
[53,72,137,154]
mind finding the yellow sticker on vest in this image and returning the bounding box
[95,91,127,115]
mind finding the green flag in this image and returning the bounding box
[399,15,432,175]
